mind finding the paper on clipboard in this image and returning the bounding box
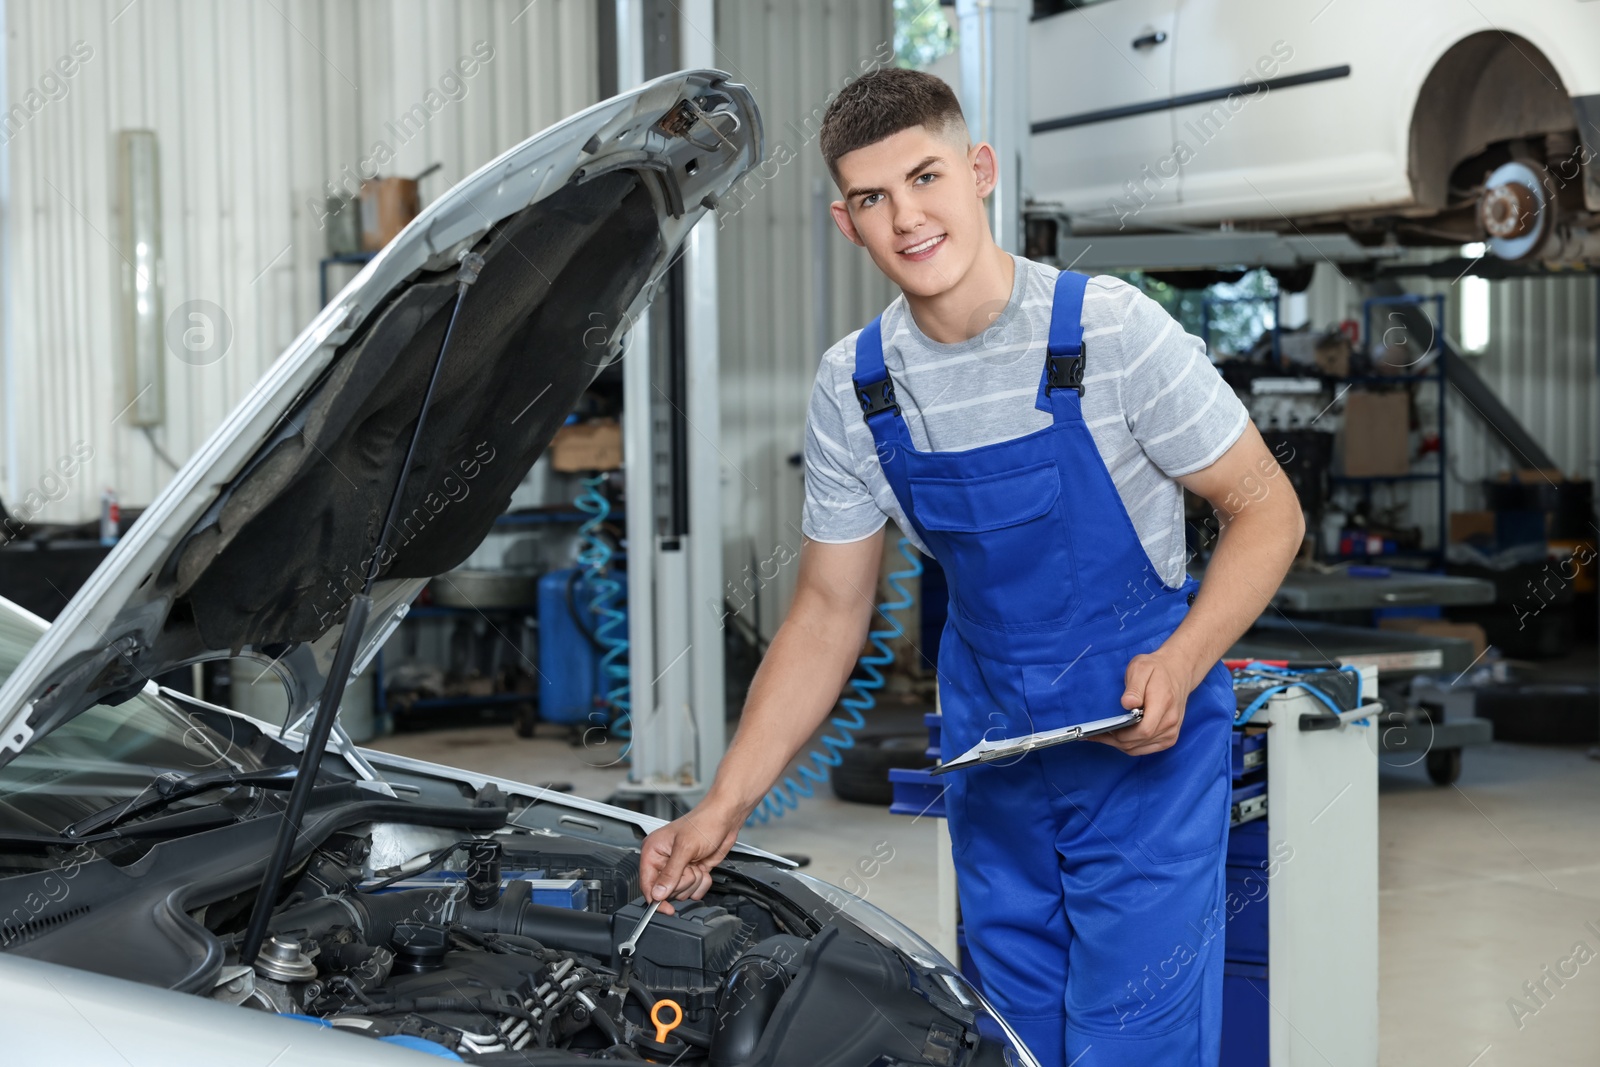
[929,708,1143,775]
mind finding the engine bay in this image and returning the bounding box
[2,782,1007,1065]
[208,821,813,1063]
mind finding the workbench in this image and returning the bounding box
[1230,616,1493,785]
[1268,570,1494,613]
[1222,566,1498,785]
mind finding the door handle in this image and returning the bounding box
[1132,31,1168,49]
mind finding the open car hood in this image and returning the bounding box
[0,70,761,766]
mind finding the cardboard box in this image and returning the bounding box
[1449,510,1496,545]
[1339,392,1410,476]
[1314,333,1351,377]
[1549,538,1597,594]
[549,418,622,472]
[1377,618,1488,660]
[360,177,421,251]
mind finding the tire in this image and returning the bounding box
[831,732,930,806]
[1425,748,1461,786]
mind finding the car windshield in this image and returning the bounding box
[0,600,263,836]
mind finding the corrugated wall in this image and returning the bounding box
[714,0,897,638]
[1305,262,1598,546]
[1,0,597,523]
[1460,273,1599,490]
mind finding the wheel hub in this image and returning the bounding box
[1479,161,1552,261]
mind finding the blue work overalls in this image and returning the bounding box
[852,270,1235,1067]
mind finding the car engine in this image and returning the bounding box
[3,791,1009,1064]
[213,822,809,1063]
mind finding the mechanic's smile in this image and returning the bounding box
[899,233,945,259]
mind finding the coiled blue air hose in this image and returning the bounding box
[745,537,923,826]
[574,474,631,757]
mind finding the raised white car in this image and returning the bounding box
[0,70,1035,1067]
[1024,0,1600,264]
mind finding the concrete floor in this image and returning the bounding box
[1376,742,1600,1067]
[368,725,1600,1066]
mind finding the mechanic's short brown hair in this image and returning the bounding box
[819,67,969,185]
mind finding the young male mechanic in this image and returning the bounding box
[639,68,1303,1066]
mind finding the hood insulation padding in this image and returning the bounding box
[170,170,661,653]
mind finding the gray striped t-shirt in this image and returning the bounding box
[800,253,1249,587]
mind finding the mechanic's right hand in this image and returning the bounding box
[637,799,744,915]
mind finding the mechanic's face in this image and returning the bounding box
[830,123,996,300]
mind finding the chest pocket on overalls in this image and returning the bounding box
[909,460,1079,629]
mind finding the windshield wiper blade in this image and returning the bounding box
[63,764,299,839]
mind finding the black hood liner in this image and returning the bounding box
[170,170,661,653]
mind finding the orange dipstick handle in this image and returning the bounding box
[651,998,683,1043]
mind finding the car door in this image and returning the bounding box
[1029,0,1181,229]
[1169,0,1413,223]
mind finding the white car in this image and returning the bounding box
[0,71,1035,1067]
[1024,0,1600,265]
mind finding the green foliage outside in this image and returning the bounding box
[1118,269,1280,360]
[894,0,957,69]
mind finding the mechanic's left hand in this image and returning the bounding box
[1093,649,1195,755]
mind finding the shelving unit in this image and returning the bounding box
[373,600,538,734]
[1326,294,1449,567]
[372,508,623,734]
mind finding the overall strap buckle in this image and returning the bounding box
[1046,350,1086,397]
[851,316,900,422]
[856,377,899,417]
[1045,270,1089,398]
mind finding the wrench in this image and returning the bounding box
[619,899,663,958]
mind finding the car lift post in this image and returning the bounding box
[612,0,726,821]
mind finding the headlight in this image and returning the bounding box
[787,871,1042,1067]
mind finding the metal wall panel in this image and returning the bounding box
[1473,274,1599,483]
[1,0,597,522]
[714,0,897,638]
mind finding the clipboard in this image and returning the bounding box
[928,708,1143,775]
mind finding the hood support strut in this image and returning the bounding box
[239,250,488,966]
